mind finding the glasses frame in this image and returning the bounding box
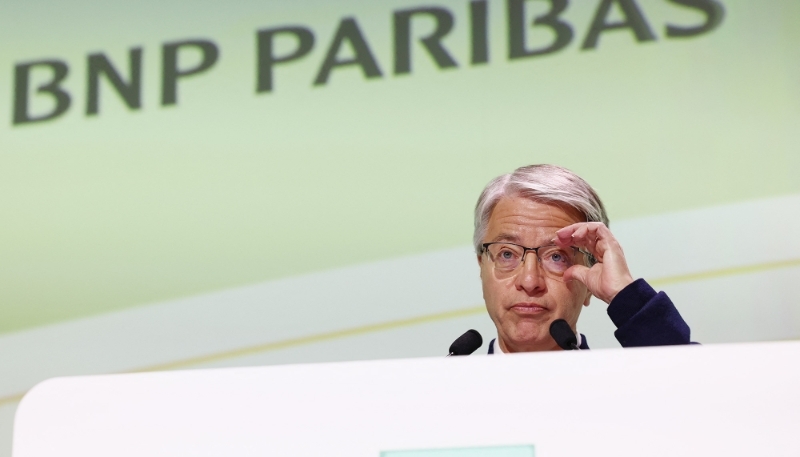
[480,242,595,274]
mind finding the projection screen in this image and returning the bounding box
[1,1,799,456]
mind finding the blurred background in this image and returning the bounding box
[2,1,799,456]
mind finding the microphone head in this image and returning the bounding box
[549,319,578,350]
[448,329,483,355]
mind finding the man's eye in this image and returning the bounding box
[500,250,515,259]
[547,250,571,264]
[494,248,520,265]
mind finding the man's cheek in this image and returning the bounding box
[564,280,587,299]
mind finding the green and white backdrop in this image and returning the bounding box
[1,0,799,455]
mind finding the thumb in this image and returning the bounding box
[563,264,590,286]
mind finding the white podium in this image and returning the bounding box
[13,342,800,457]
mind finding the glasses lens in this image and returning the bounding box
[486,243,524,272]
[538,245,576,274]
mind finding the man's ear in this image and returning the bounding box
[583,291,592,307]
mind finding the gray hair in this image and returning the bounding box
[473,164,609,255]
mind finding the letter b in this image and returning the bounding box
[13,60,71,125]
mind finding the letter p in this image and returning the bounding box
[256,26,315,92]
[161,39,219,106]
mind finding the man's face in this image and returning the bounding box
[479,196,591,352]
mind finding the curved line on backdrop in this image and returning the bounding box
[1,257,799,408]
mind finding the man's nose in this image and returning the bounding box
[514,253,546,294]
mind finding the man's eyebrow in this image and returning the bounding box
[490,233,520,243]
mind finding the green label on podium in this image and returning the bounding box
[381,445,534,457]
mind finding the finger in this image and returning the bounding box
[566,223,616,260]
[566,225,601,258]
[552,222,592,248]
[589,224,624,261]
[563,264,590,286]
[554,223,588,247]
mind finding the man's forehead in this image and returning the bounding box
[488,196,583,227]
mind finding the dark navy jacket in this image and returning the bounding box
[488,278,692,353]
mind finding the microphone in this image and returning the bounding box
[549,319,579,350]
[447,329,483,356]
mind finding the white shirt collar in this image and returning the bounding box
[491,338,506,354]
[493,331,581,353]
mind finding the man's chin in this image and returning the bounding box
[501,328,555,352]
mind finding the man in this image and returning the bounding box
[475,164,691,353]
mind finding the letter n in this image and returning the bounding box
[86,48,143,115]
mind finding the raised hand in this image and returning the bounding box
[554,222,634,304]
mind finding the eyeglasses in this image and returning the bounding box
[480,242,590,278]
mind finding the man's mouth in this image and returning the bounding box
[509,303,548,314]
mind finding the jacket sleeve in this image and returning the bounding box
[607,278,693,347]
